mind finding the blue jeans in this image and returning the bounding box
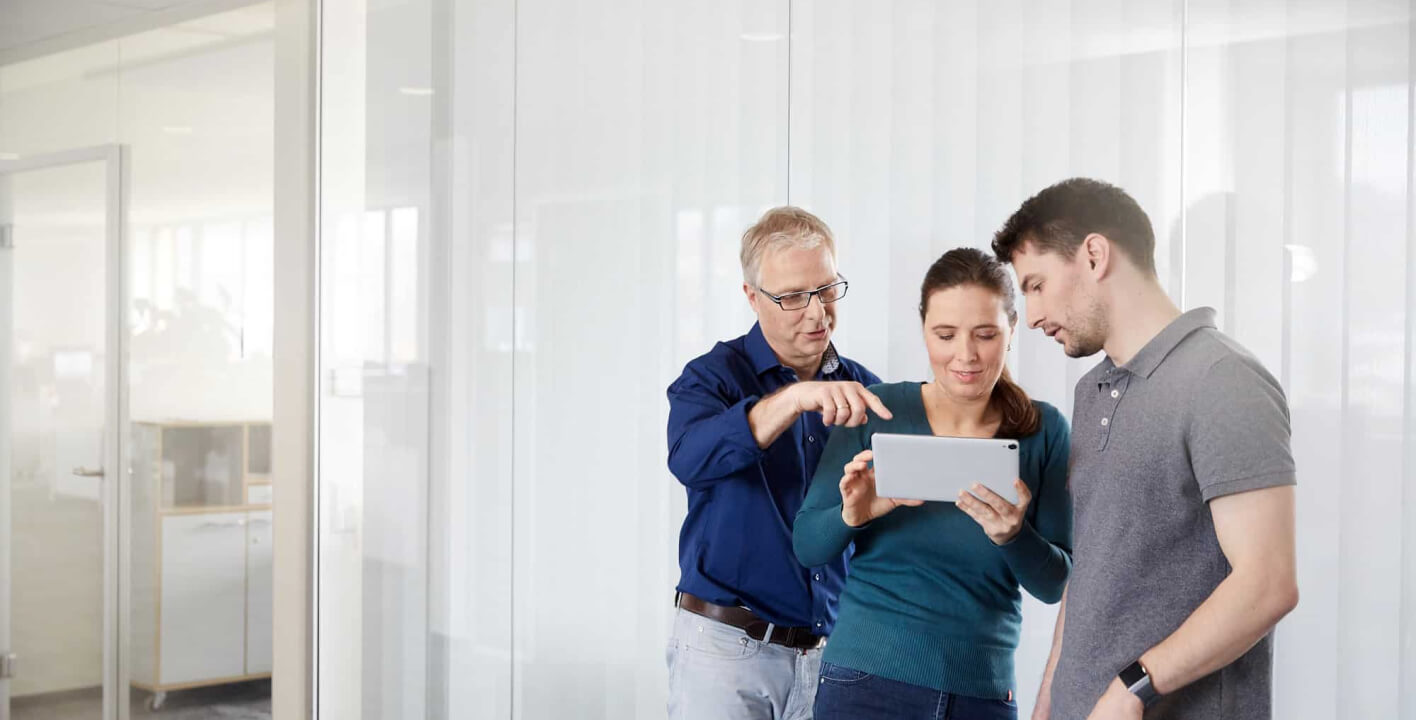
[813,661,1018,720]
[666,608,822,720]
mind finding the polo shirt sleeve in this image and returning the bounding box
[666,363,766,489]
[1188,354,1297,502]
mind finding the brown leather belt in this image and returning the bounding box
[676,592,826,651]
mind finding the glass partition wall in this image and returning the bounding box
[0,4,276,718]
[317,1,1416,719]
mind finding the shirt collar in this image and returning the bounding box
[1110,306,1217,381]
[746,322,842,379]
[819,344,842,375]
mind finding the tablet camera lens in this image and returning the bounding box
[1007,443,1017,450]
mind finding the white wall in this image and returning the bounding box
[316,1,1416,718]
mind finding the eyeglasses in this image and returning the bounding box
[757,274,849,311]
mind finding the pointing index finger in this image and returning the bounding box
[861,389,893,420]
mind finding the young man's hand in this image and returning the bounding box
[1084,678,1143,720]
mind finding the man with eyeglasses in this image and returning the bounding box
[666,206,890,720]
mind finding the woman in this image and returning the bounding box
[794,247,1072,720]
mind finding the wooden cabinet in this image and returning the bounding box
[130,421,273,707]
[159,513,248,684]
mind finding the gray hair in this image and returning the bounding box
[740,206,838,286]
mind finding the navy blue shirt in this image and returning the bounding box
[666,322,881,632]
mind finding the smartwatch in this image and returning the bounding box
[1119,659,1161,708]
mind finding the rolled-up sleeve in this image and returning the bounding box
[667,366,766,489]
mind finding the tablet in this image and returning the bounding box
[871,433,1020,504]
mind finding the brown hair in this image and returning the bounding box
[740,206,837,286]
[919,247,1041,438]
[991,177,1157,276]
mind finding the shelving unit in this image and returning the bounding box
[129,420,273,711]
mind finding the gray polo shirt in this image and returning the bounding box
[1050,308,1296,720]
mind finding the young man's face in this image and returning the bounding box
[1012,240,1107,358]
[745,244,840,369]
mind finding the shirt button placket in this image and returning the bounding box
[1098,377,1126,451]
[1097,382,1115,451]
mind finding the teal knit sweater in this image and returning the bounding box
[793,381,1073,700]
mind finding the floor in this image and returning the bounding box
[11,680,271,720]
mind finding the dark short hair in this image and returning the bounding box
[991,177,1157,276]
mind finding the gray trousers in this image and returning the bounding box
[666,607,822,720]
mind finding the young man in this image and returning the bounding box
[993,178,1298,720]
[665,207,888,720]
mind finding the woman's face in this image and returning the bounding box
[922,284,1015,405]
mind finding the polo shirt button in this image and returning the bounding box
[813,573,822,581]
[808,435,815,443]
[816,622,823,628]
[1111,389,1120,398]
[1101,417,1110,427]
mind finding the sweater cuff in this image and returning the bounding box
[995,520,1050,574]
[838,504,874,533]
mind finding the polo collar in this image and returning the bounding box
[1116,307,1217,380]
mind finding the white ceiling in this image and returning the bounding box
[0,0,243,62]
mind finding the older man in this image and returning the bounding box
[665,206,889,720]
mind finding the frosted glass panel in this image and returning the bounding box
[511,1,786,716]
[2,158,109,719]
[316,1,1416,718]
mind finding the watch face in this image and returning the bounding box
[1119,661,1160,707]
[1119,660,1149,688]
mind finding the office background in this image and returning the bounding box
[2,0,1414,718]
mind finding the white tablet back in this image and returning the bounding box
[871,433,1020,504]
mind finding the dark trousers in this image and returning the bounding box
[813,661,1019,720]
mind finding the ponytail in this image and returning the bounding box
[991,366,1040,438]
